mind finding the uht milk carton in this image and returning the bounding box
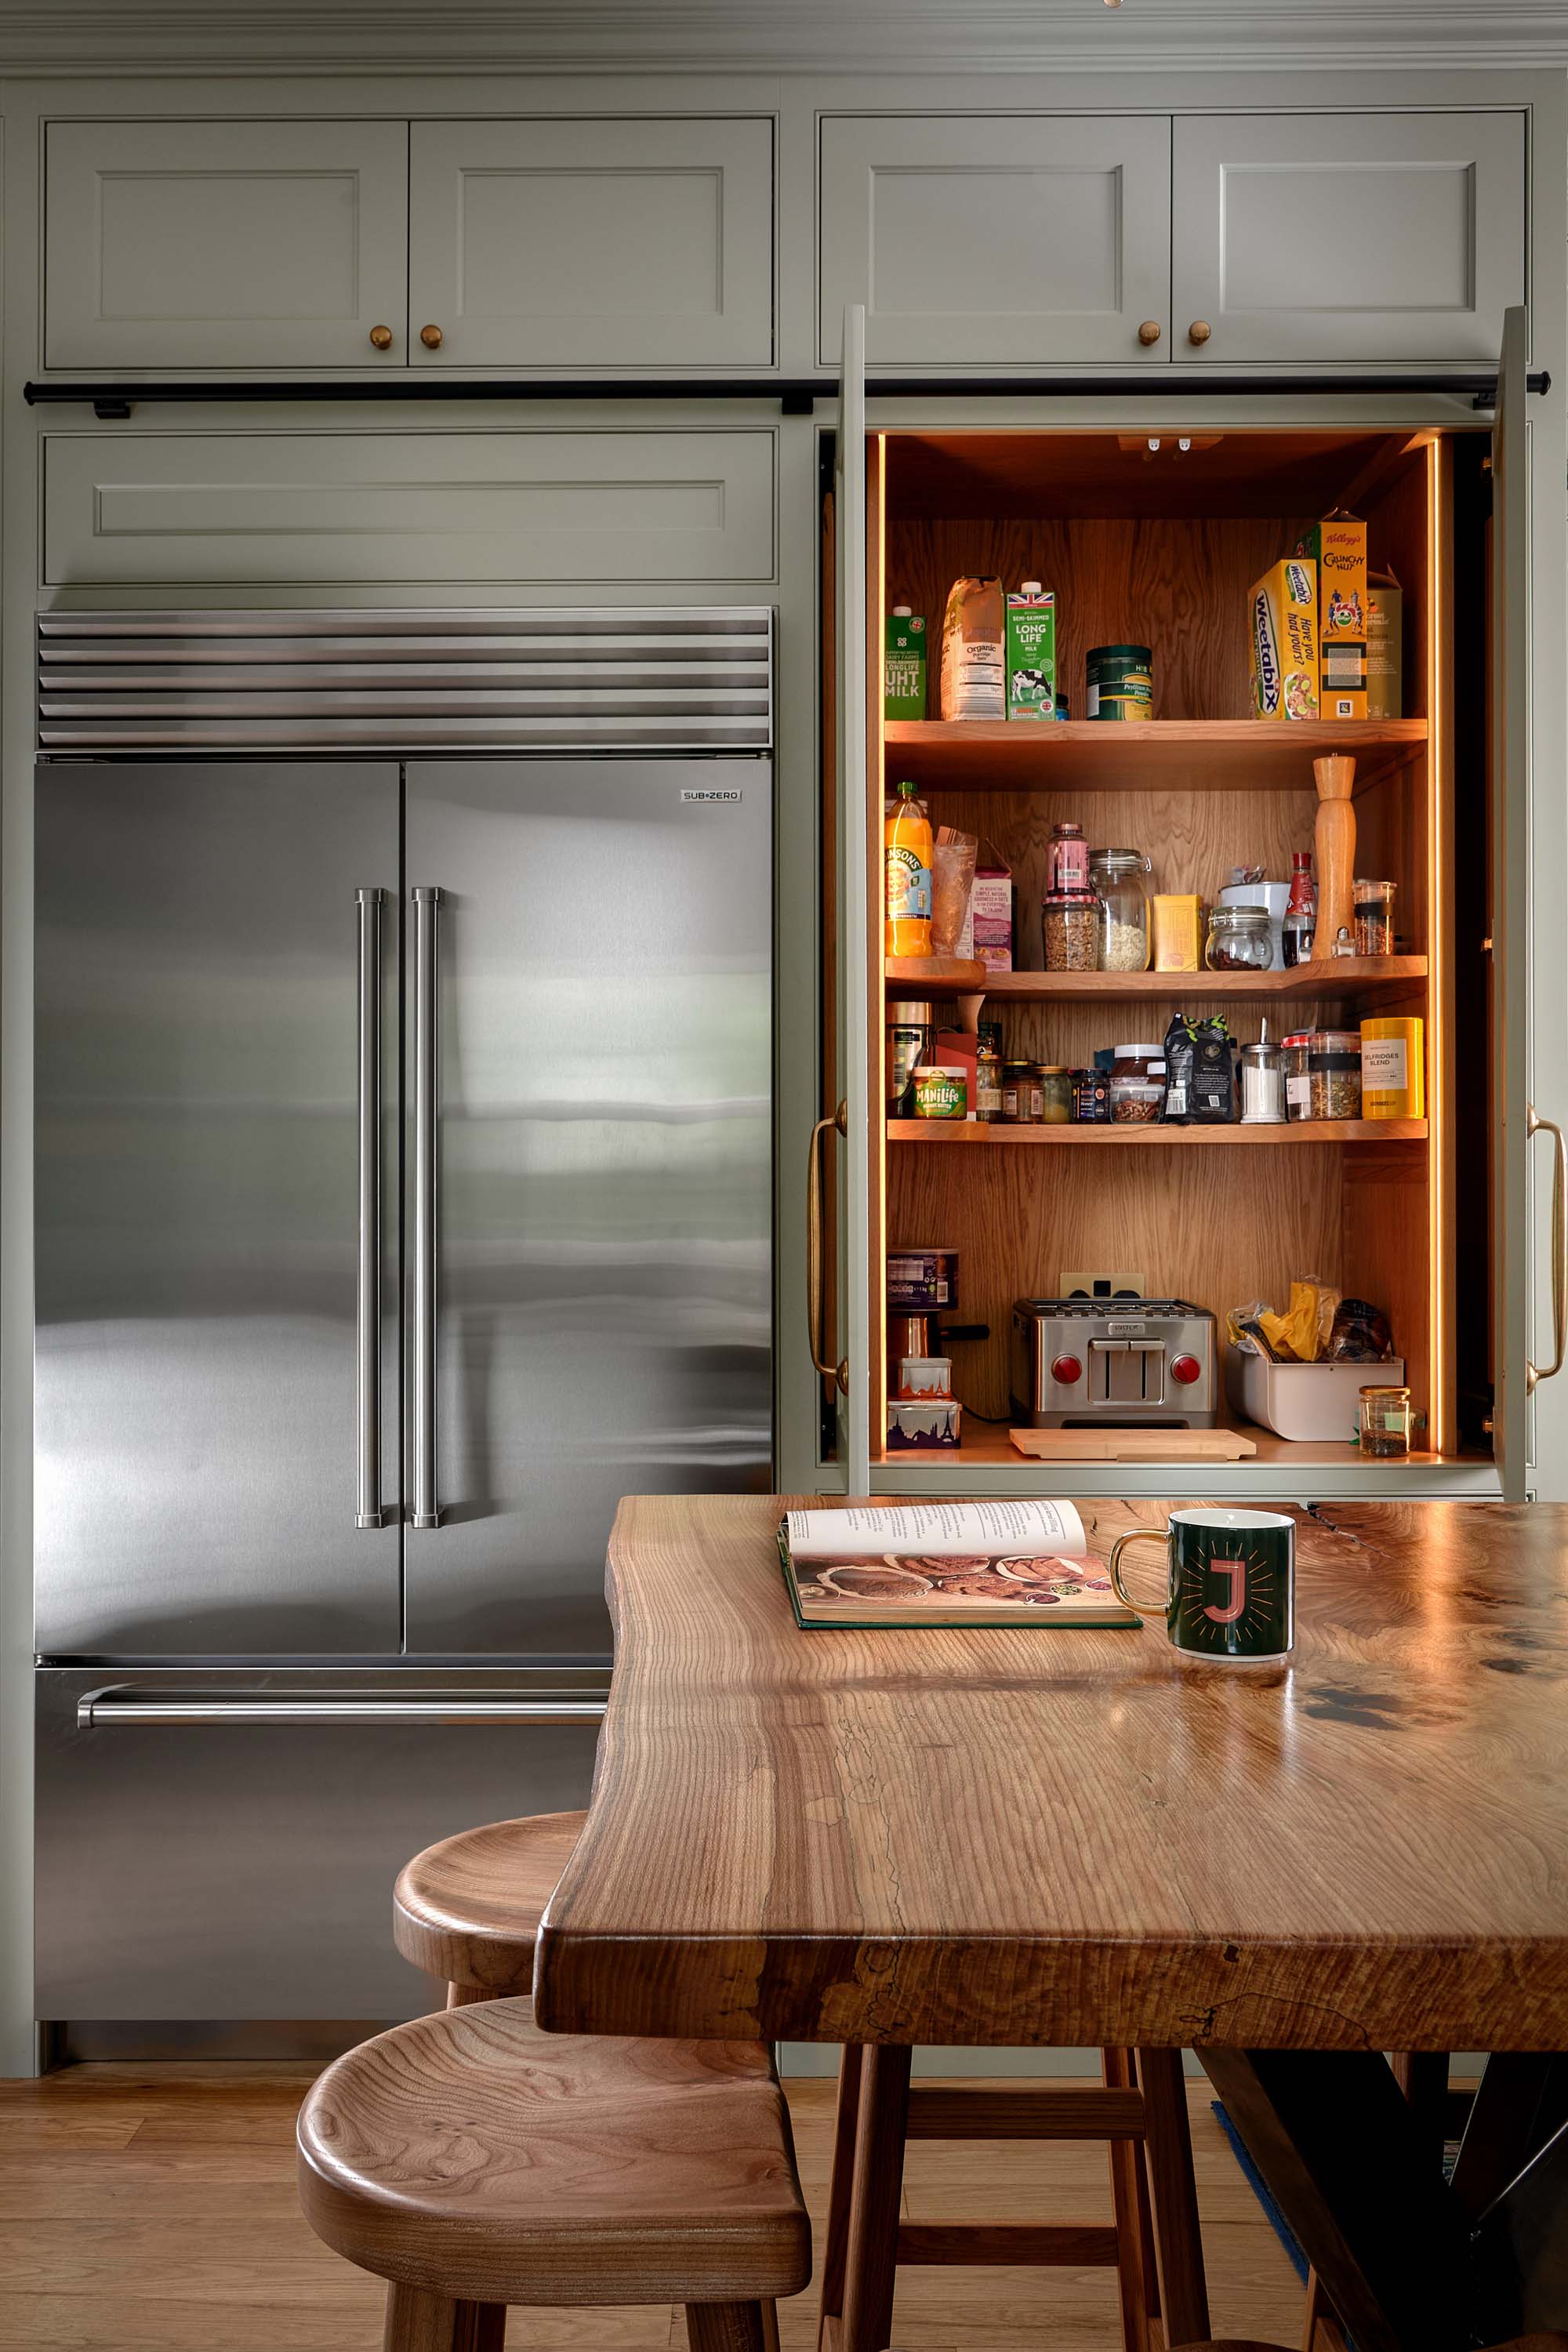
[884,608,927,721]
[1250,558,1319,721]
[1294,511,1367,720]
[1005,583,1056,720]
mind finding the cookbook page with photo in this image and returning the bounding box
[779,1501,1138,1628]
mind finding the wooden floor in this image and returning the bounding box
[0,2064,1305,2350]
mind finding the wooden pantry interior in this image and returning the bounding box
[824,419,1502,1494]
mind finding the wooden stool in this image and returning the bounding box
[394,1811,586,2005]
[298,1996,811,2352]
[821,2044,1208,2352]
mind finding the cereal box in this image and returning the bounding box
[1005,583,1057,720]
[1250,558,1319,722]
[1294,512,1367,720]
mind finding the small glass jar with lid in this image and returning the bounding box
[1088,848,1152,971]
[1042,887,1099,972]
[1358,1384,1413,1459]
[1308,1030,1363,1120]
[1036,1065,1073,1123]
[1046,821,1090,894]
[975,1038,1004,1123]
[1282,1031,1315,1123]
[1109,1040,1166,1125]
[1001,1059,1036,1123]
[1353,879,1397,958]
[1204,904,1273,972]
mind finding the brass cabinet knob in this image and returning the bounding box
[1188,319,1212,346]
[419,323,444,350]
[368,324,394,350]
[1138,320,1162,346]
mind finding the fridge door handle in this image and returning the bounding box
[75,1686,609,1729]
[412,885,443,1528]
[1527,1104,1568,1392]
[356,887,384,1530]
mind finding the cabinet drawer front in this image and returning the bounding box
[1172,112,1525,365]
[409,118,773,368]
[44,430,776,586]
[818,114,1171,368]
[44,119,410,371]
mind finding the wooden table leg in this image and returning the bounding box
[818,2045,865,2350]
[1200,2049,1473,2352]
[840,2045,913,2352]
[1103,2049,1156,2352]
[1139,2049,1210,2348]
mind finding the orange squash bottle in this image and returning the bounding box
[884,781,933,957]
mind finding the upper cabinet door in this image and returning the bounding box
[408,118,774,369]
[1172,113,1525,367]
[818,115,1172,368]
[44,120,409,370]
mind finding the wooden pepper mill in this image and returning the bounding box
[1310,753,1356,960]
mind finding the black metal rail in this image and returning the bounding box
[22,370,1551,419]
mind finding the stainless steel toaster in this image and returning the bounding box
[1011,1298,1219,1428]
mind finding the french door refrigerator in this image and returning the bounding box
[32,608,773,2037]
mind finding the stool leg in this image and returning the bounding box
[818,2043,865,2345]
[445,1980,498,2009]
[384,2284,506,2350]
[1137,2050,1210,2350]
[686,2302,770,2352]
[1102,2048,1156,2352]
[840,2045,913,2352]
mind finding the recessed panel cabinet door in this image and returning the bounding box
[1172,113,1526,367]
[44,119,410,370]
[818,116,1172,368]
[408,119,774,368]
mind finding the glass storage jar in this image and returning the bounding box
[1204,904,1273,972]
[1353,879,1397,958]
[1042,887,1099,972]
[1109,1041,1166,1125]
[975,1040,1004,1123]
[1307,1030,1363,1120]
[1088,848,1152,971]
[1358,1385,1413,1459]
[1036,1065,1073,1123]
[1046,821,1091,894]
[1282,1031,1315,1123]
[1001,1060,1035,1123]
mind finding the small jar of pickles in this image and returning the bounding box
[1036,1065,1073,1123]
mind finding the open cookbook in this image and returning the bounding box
[777,1501,1140,1629]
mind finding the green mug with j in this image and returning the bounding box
[1108,1508,1295,1663]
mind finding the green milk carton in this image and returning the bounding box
[884,607,927,720]
[1006,583,1057,720]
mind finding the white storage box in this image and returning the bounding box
[1229,1349,1406,1443]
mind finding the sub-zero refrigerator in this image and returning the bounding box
[32,608,772,2037]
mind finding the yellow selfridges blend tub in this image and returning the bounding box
[1359,1016,1425,1119]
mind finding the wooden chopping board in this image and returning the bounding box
[1009,1427,1258,1462]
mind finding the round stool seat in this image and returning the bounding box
[394,1810,586,1994]
[297,1998,811,2308]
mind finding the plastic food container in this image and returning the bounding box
[910,1063,967,1120]
[1229,1351,1406,1441]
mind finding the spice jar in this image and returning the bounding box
[1046,821,1090,894]
[1307,1030,1362,1121]
[1358,1385,1413,1459]
[1205,905,1273,972]
[1001,1059,1036,1124]
[1042,887,1099,972]
[1353,879,1397,958]
[886,1000,934,1116]
[1109,1041,1165,1125]
[1282,1031,1315,1123]
[1088,848,1152,971]
[975,1037,1004,1123]
[1036,1065,1073,1123]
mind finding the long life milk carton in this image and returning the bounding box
[1250,557,1319,722]
[884,608,927,721]
[1004,583,1057,720]
[1294,512,1367,720]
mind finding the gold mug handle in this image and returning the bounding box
[1107,1529,1170,1613]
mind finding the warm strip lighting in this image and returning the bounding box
[1427,437,1450,1459]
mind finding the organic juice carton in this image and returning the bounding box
[1005,583,1057,721]
[1250,557,1319,721]
[1294,511,1367,720]
[884,607,927,721]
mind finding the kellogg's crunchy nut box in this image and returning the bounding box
[1250,557,1319,722]
[1294,511,1367,720]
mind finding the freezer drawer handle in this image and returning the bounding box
[356,887,384,1530]
[1526,1104,1568,1393]
[75,1688,609,1729]
[412,886,443,1527]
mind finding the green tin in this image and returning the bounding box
[1087,643,1153,723]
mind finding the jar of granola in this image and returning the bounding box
[1042,887,1099,972]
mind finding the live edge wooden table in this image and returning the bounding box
[533,1494,1568,2352]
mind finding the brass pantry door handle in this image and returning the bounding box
[419,323,445,349]
[1138,320,1162,346]
[807,1102,850,1396]
[1527,1104,1568,1392]
[1188,319,1212,346]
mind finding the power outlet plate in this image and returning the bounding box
[1062,1269,1146,1300]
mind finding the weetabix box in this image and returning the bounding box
[1250,557,1319,721]
[1294,512,1367,720]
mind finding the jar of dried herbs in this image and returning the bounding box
[1358,1385,1412,1459]
[1042,887,1098,972]
[1308,1030,1362,1120]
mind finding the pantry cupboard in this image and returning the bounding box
[816,303,1550,1502]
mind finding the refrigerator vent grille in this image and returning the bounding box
[38,607,774,753]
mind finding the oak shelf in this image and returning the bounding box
[887,955,1428,1004]
[883,717,1428,793]
[887,1118,1427,1145]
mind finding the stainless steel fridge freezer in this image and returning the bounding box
[33,607,774,2031]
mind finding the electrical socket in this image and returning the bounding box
[1061,1269,1146,1299]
